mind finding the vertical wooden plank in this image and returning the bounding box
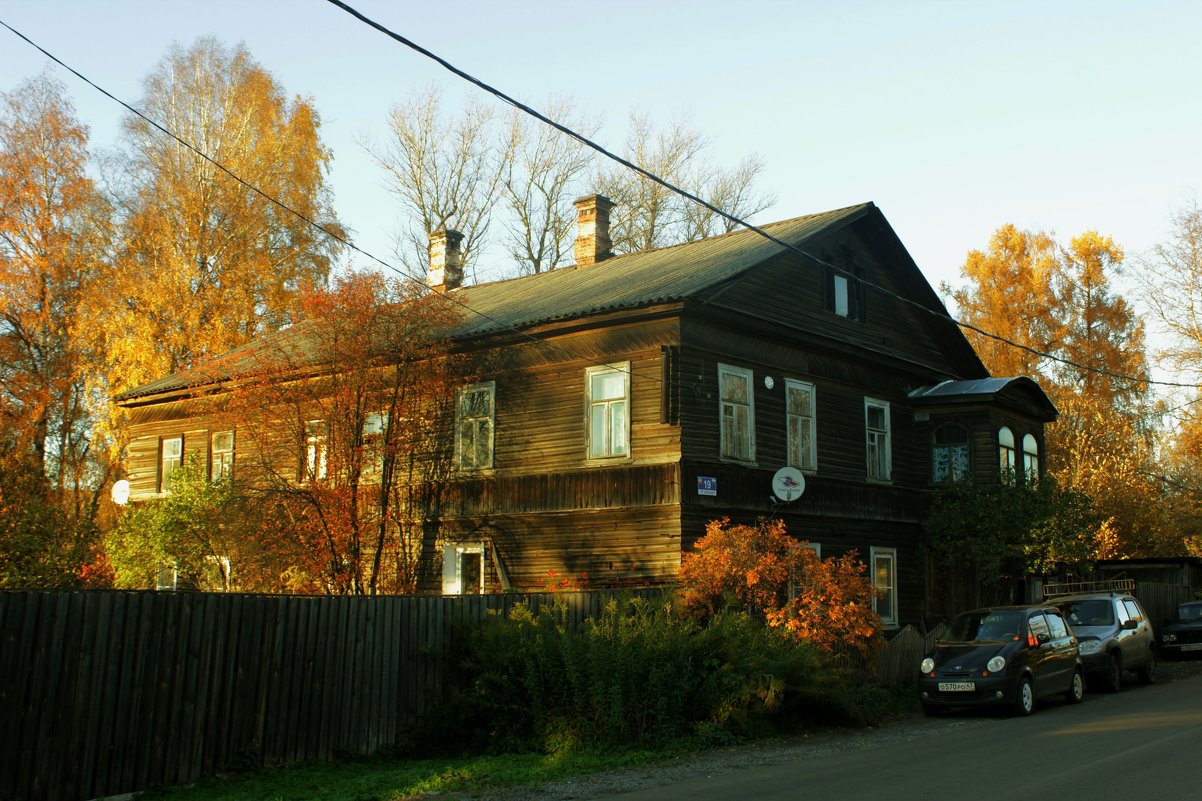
[302,595,322,761]
[86,591,125,801]
[279,595,305,763]
[314,595,336,761]
[26,592,71,801]
[0,592,30,800]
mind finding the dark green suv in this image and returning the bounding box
[1048,590,1157,691]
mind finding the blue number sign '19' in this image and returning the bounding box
[697,476,717,496]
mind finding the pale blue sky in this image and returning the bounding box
[3,0,1200,302]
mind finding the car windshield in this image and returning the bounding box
[947,610,1023,642]
[1061,600,1115,627]
[1177,603,1202,622]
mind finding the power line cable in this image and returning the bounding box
[0,18,660,392]
[324,0,1200,393]
[4,13,1195,394]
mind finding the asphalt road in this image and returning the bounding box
[586,674,1202,801]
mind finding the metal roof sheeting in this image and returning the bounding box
[116,204,870,402]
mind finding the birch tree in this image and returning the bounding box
[97,37,342,444]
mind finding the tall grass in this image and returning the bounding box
[433,593,871,755]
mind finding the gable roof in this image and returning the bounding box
[441,203,872,338]
[116,201,972,403]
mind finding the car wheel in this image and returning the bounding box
[1065,669,1085,704]
[1137,647,1157,684]
[1103,653,1122,693]
[1012,676,1035,716]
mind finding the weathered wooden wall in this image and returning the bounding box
[0,588,657,801]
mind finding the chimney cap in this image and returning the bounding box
[574,194,615,209]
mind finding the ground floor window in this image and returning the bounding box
[442,543,485,595]
[870,546,898,627]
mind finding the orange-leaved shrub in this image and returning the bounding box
[680,518,882,666]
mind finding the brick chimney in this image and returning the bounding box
[427,228,464,291]
[573,194,614,267]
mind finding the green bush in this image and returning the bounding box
[433,592,871,755]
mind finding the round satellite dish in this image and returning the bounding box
[771,467,805,502]
[763,375,775,390]
[111,479,131,506]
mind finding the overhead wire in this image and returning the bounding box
[3,12,1196,394]
[0,18,663,392]
[323,0,1200,393]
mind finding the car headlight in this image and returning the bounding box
[920,657,935,673]
[986,656,1006,673]
[1163,633,1177,643]
[1079,639,1103,654]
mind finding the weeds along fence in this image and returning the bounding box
[0,588,657,801]
[3,588,942,801]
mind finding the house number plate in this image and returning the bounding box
[938,682,975,692]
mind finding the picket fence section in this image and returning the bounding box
[0,589,652,801]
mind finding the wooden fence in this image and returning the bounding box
[12,583,1180,801]
[0,589,652,801]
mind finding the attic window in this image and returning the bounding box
[826,248,865,320]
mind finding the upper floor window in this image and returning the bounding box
[999,426,1017,483]
[362,412,388,479]
[210,430,234,482]
[159,435,183,493]
[865,398,891,481]
[785,379,816,472]
[870,546,898,627]
[456,382,495,471]
[932,424,969,483]
[304,420,327,480]
[719,364,755,462]
[586,364,629,459]
[1022,434,1039,483]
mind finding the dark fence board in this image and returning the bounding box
[0,588,666,801]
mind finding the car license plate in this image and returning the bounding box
[1182,644,1202,652]
[938,681,975,692]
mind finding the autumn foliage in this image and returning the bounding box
[679,518,882,665]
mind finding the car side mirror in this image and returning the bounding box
[1121,619,1138,631]
[1037,632,1051,644]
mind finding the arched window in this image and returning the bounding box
[1023,434,1039,483]
[999,426,1017,483]
[932,424,969,483]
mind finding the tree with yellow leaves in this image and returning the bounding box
[949,224,1168,558]
[0,74,112,585]
[93,37,343,456]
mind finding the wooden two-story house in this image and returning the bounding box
[115,197,1056,625]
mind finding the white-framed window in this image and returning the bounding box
[442,542,484,595]
[304,420,328,480]
[362,411,387,480]
[785,379,816,472]
[932,424,969,483]
[159,435,183,493]
[870,546,898,627]
[719,363,755,462]
[999,426,1017,483]
[456,382,495,471]
[833,274,850,317]
[1022,434,1039,483]
[210,430,234,482]
[586,363,630,459]
[865,398,891,481]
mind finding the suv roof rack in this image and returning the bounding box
[1043,578,1135,598]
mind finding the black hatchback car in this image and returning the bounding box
[918,605,1084,716]
[1161,601,1202,658]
